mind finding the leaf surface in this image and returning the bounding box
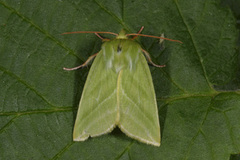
[0,0,239,159]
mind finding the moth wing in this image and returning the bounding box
[73,51,118,141]
[118,52,161,146]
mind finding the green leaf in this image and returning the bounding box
[0,0,239,160]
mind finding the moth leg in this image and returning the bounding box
[63,52,99,71]
[141,49,165,68]
[95,33,110,41]
[132,26,144,40]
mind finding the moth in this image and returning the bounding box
[63,27,182,146]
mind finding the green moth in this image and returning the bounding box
[63,27,182,146]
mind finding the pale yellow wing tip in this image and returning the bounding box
[73,137,88,141]
[73,133,89,141]
[150,141,161,147]
[118,125,160,147]
[139,139,160,147]
[73,124,117,141]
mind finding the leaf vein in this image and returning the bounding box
[174,0,213,90]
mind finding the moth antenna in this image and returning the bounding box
[141,49,165,68]
[61,31,118,36]
[127,33,183,43]
[63,52,99,71]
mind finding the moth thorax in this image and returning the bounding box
[102,40,141,73]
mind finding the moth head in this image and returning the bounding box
[116,29,128,39]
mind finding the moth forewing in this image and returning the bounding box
[73,50,118,141]
[118,49,160,146]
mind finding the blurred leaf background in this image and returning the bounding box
[0,0,240,160]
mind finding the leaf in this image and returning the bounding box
[0,0,239,160]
